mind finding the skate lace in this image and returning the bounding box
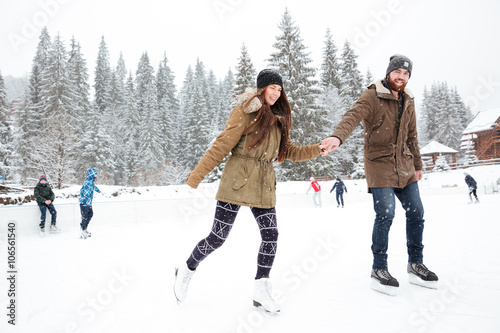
[181,271,194,292]
[378,270,393,281]
[263,281,276,301]
[413,264,429,276]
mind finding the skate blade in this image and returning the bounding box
[173,268,183,305]
[253,300,280,314]
[370,278,398,296]
[408,274,438,289]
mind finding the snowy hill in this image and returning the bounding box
[0,164,499,333]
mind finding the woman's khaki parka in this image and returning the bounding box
[187,90,321,208]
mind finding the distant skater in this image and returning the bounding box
[330,177,347,208]
[34,175,60,237]
[464,172,479,203]
[307,177,322,208]
[79,168,100,239]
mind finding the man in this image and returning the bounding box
[330,177,347,208]
[464,172,480,203]
[34,175,60,237]
[322,55,438,295]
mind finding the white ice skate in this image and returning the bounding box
[370,269,399,296]
[253,278,281,313]
[50,224,61,233]
[40,227,46,238]
[408,263,438,289]
[174,264,195,304]
[80,229,91,239]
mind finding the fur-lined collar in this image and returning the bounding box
[370,79,414,99]
[236,87,262,113]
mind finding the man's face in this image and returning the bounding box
[40,179,47,185]
[387,68,410,93]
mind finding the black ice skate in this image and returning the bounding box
[371,269,399,296]
[407,263,438,289]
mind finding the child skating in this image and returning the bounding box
[79,168,100,239]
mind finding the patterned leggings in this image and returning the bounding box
[186,201,278,279]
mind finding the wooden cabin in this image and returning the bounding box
[420,141,458,170]
[461,108,500,160]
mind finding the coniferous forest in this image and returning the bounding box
[0,9,472,187]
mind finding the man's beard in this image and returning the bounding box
[387,76,408,92]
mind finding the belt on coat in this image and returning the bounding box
[231,152,273,171]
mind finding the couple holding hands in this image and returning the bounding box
[174,54,438,313]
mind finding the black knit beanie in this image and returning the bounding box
[386,54,412,77]
[256,69,283,89]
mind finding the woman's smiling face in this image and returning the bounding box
[264,84,282,105]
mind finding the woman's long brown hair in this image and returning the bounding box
[242,86,292,162]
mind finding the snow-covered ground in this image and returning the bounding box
[1,165,499,333]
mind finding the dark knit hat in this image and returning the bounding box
[386,54,412,77]
[39,175,47,182]
[257,69,283,89]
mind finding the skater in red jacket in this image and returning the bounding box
[306,177,322,208]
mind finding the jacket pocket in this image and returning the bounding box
[232,161,254,190]
[404,145,414,158]
[365,144,395,161]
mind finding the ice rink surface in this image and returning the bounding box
[1,165,499,333]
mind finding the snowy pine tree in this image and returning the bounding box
[177,66,195,167]
[107,68,127,185]
[320,28,341,91]
[156,53,179,168]
[123,72,141,185]
[268,8,330,180]
[338,40,364,107]
[94,36,111,114]
[185,59,211,170]
[318,29,347,177]
[336,40,365,177]
[365,68,374,87]
[419,82,473,153]
[34,33,78,186]
[67,37,91,137]
[28,27,52,134]
[450,86,473,151]
[134,52,164,182]
[79,103,114,183]
[0,71,12,179]
[206,70,220,135]
[206,69,235,183]
[16,27,53,180]
[234,43,256,97]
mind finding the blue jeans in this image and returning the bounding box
[370,181,424,269]
[38,203,57,227]
[80,204,94,230]
[336,192,344,206]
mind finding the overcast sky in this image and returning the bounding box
[1,0,499,114]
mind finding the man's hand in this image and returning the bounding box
[321,137,341,154]
[415,170,423,181]
[45,200,51,205]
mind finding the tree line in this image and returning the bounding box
[0,9,472,187]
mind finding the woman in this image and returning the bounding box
[174,69,326,313]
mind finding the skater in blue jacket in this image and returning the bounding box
[464,172,479,203]
[330,177,348,208]
[79,168,100,239]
